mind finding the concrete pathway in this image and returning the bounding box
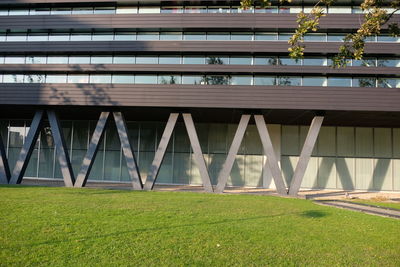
[315,200,400,219]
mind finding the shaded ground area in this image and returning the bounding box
[1,185,399,266]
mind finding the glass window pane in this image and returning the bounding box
[9,9,29,15]
[69,56,90,64]
[47,56,68,64]
[94,7,115,14]
[3,74,24,83]
[138,7,160,14]
[51,8,71,15]
[352,58,376,67]
[90,75,112,83]
[254,57,277,65]
[183,56,204,64]
[278,33,293,41]
[254,76,276,85]
[207,32,230,41]
[6,33,27,42]
[114,32,136,40]
[278,57,301,65]
[377,58,400,67]
[184,7,207,13]
[206,56,228,65]
[137,32,159,40]
[255,6,278,13]
[231,33,253,41]
[112,75,134,84]
[378,35,399,42]
[278,76,301,86]
[113,56,135,64]
[30,8,51,15]
[303,58,327,66]
[328,7,351,14]
[161,7,183,13]
[91,56,113,64]
[353,77,376,87]
[158,75,181,84]
[116,7,137,14]
[46,75,67,83]
[183,32,206,40]
[255,33,278,41]
[49,33,70,41]
[182,76,204,84]
[327,34,345,42]
[135,75,157,84]
[303,77,326,86]
[230,57,252,65]
[328,77,352,87]
[67,75,89,83]
[26,56,47,64]
[159,56,181,64]
[378,78,399,88]
[0,10,8,16]
[207,7,230,13]
[206,75,231,85]
[136,56,158,64]
[27,33,48,41]
[159,32,182,41]
[24,74,45,83]
[92,32,114,41]
[72,8,93,14]
[70,33,92,41]
[231,76,252,85]
[304,34,326,41]
[4,56,25,64]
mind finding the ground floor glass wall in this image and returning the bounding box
[1,119,399,191]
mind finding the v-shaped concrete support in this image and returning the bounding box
[113,112,143,190]
[74,112,110,188]
[9,111,44,185]
[182,113,214,193]
[143,113,178,190]
[214,115,251,193]
[0,132,10,184]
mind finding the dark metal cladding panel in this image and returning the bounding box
[0,64,399,76]
[1,83,400,112]
[0,14,398,30]
[0,41,398,55]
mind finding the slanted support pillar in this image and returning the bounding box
[9,111,44,185]
[74,112,110,188]
[143,113,178,191]
[215,115,251,193]
[47,110,75,187]
[0,133,10,184]
[288,116,324,196]
[182,113,213,193]
[113,112,143,190]
[254,115,288,196]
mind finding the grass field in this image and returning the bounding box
[0,186,399,266]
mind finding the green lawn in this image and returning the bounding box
[351,200,400,210]
[0,186,399,266]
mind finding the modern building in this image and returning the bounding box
[0,0,399,195]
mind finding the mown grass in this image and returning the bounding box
[351,200,400,210]
[0,186,399,266]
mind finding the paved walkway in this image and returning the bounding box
[315,200,400,219]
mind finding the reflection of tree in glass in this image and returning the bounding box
[201,75,231,85]
[378,78,395,88]
[206,56,225,65]
[268,57,279,65]
[358,78,375,87]
[160,76,177,84]
[278,76,291,86]
[377,59,389,67]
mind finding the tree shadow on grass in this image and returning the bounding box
[300,210,328,218]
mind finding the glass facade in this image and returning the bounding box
[0,120,266,187]
[1,73,399,88]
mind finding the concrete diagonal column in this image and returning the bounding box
[288,116,324,196]
[215,115,251,193]
[9,110,44,185]
[113,112,143,190]
[143,113,178,191]
[254,115,288,196]
[47,110,75,188]
[74,112,110,188]
[182,113,214,193]
[0,132,10,184]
